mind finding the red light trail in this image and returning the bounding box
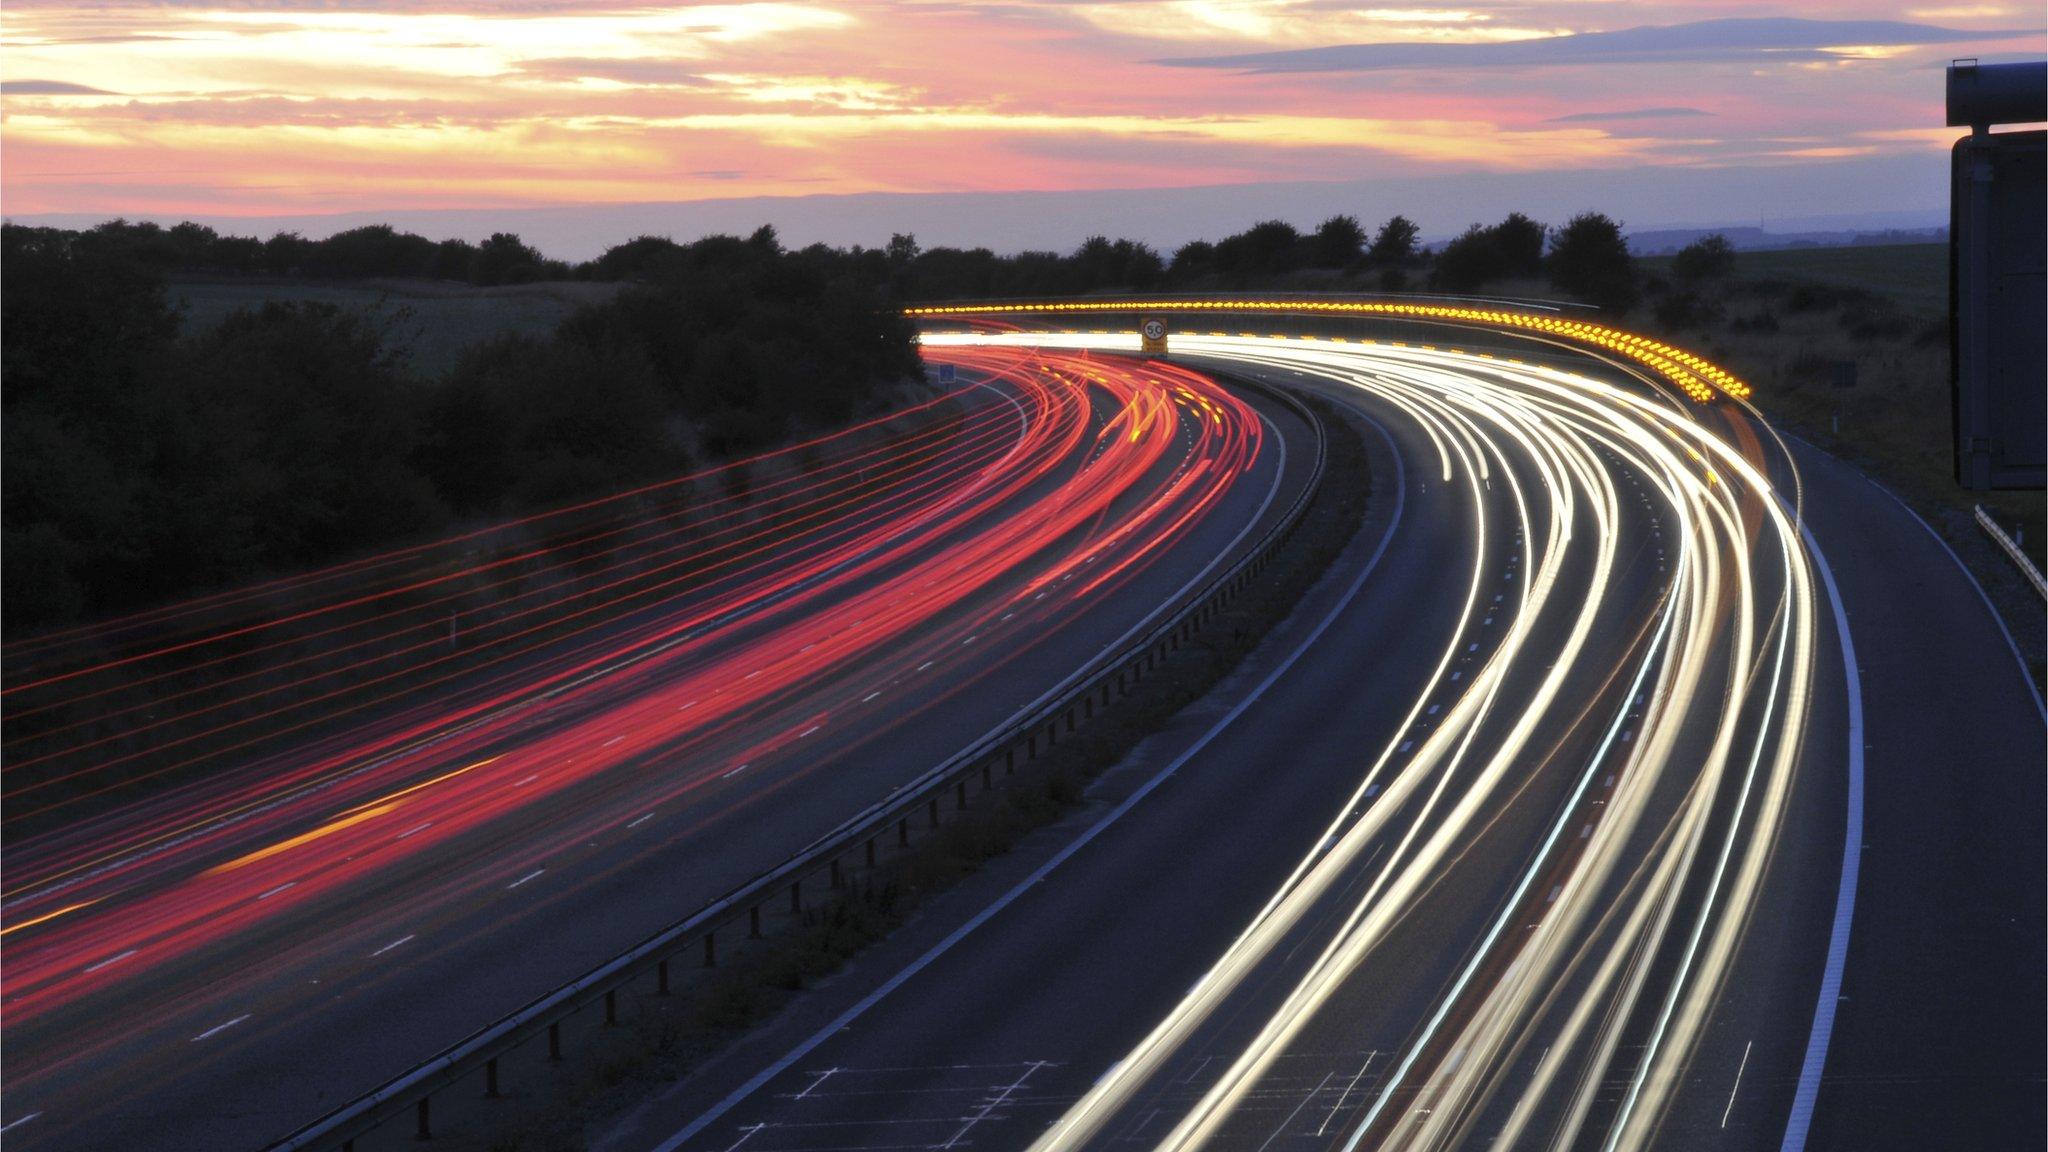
[0,347,1262,1059]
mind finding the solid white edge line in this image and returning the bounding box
[649,403,1408,1152]
[1778,514,1865,1152]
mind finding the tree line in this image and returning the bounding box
[1,223,920,632]
[35,211,1721,313]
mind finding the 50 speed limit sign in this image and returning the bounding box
[1140,317,1168,356]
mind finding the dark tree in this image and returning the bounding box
[469,232,550,285]
[1548,213,1639,314]
[1311,215,1367,269]
[1672,234,1737,283]
[1211,220,1305,281]
[1366,215,1420,268]
[1169,240,1217,280]
[1431,225,1506,293]
[1493,213,1547,278]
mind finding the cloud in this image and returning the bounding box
[1545,107,1711,123]
[2,79,118,96]
[1159,18,2042,72]
[513,58,713,87]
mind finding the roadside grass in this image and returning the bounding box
[167,277,624,375]
[455,391,1374,1152]
[1640,243,1950,318]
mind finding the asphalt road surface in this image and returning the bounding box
[604,332,2041,1152]
[0,348,1315,1152]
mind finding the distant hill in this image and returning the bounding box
[1626,224,1947,255]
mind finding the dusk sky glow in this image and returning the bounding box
[2,1,2041,234]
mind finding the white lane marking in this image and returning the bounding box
[603,736,625,747]
[628,813,655,829]
[1467,643,1479,652]
[516,774,539,787]
[799,725,820,738]
[1546,885,1561,903]
[1398,741,1414,753]
[0,1113,42,1134]
[1257,1070,1334,1152]
[1450,671,1462,681]
[1320,1053,1378,1136]
[1621,729,1633,743]
[677,701,697,711]
[1364,784,1380,799]
[507,869,546,890]
[257,882,296,901]
[862,692,882,703]
[83,949,138,974]
[718,1124,765,1152]
[1579,824,1592,839]
[917,661,935,671]
[744,670,762,680]
[793,1068,837,1100]
[1780,516,1867,1152]
[723,764,751,779]
[1723,1039,1754,1128]
[192,1014,252,1042]
[939,1061,1050,1150]
[962,635,979,645]
[1426,704,1441,715]
[648,405,1409,1152]
[396,821,432,840]
[371,934,415,957]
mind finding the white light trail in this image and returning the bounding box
[921,330,1821,1152]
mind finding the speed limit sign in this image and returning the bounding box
[1140,316,1168,356]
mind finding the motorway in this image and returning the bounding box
[603,330,2044,1152]
[0,349,1314,1151]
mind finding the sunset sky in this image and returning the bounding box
[2,1,2041,234]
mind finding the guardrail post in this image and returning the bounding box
[605,988,618,1026]
[982,764,993,790]
[416,1097,431,1141]
[955,780,968,810]
[831,858,844,890]
[865,836,877,867]
[790,881,802,914]
[749,905,763,938]
[928,798,941,828]
[702,935,715,969]
[1084,696,1094,719]
[548,1022,563,1061]
[486,1057,501,1098]
[898,817,909,847]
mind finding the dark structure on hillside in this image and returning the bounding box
[1948,59,2045,490]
